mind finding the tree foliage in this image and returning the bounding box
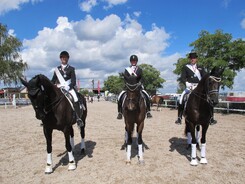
[173,30,245,91]
[139,64,165,95]
[103,64,165,95]
[103,75,124,95]
[0,24,28,85]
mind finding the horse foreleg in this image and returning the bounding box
[200,125,208,164]
[80,126,86,154]
[126,129,133,164]
[64,131,76,171]
[137,123,144,165]
[43,127,53,174]
[70,126,75,151]
[190,126,198,166]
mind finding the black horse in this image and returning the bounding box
[20,74,87,173]
[184,67,223,166]
[122,75,146,165]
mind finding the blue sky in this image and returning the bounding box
[1,0,245,93]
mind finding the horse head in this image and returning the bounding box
[20,74,51,120]
[205,67,223,106]
[124,75,141,111]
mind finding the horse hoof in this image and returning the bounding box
[125,160,131,165]
[45,164,53,174]
[200,157,208,164]
[68,161,76,171]
[190,158,198,166]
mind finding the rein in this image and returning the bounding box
[43,94,65,114]
[125,82,141,91]
[191,75,221,104]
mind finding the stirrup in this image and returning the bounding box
[175,117,182,125]
[117,113,123,120]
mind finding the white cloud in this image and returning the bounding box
[241,18,245,29]
[0,0,42,15]
[79,0,128,12]
[79,0,97,13]
[21,14,179,91]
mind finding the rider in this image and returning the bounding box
[116,54,153,119]
[51,51,83,127]
[175,52,217,125]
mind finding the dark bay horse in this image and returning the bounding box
[151,95,164,111]
[122,75,146,165]
[184,67,223,166]
[20,74,87,173]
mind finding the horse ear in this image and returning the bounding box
[19,77,29,87]
[210,66,224,77]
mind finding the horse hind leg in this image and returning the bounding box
[80,126,86,154]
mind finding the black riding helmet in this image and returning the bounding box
[60,51,70,58]
[130,55,138,62]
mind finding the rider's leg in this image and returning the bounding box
[117,91,125,119]
[210,107,217,125]
[175,90,187,124]
[70,89,84,127]
[142,90,152,118]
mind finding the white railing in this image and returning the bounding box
[158,99,245,113]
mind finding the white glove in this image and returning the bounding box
[186,82,192,89]
[64,85,70,91]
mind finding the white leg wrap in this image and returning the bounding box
[80,138,86,149]
[187,132,192,144]
[70,136,75,151]
[47,153,52,165]
[191,144,197,159]
[138,144,143,160]
[126,145,131,161]
[201,143,206,158]
[190,144,198,166]
[67,151,76,171]
[68,151,74,162]
[45,153,53,173]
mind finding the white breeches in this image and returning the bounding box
[69,89,78,102]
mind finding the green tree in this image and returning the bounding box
[174,30,245,91]
[104,75,124,95]
[0,24,28,85]
[139,64,165,95]
[104,64,165,95]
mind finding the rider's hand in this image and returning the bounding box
[186,82,192,89]
[64,86,70,91]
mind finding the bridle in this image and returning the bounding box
[29,84,64,115]
[192,75,221,106]
[125,81,142,110]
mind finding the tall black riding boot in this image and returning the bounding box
[175,103,184,125]
[117,100,123,120]
[145,97,153,118]
[74,102,84,127]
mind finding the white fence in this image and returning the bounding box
[159,99,245,113]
